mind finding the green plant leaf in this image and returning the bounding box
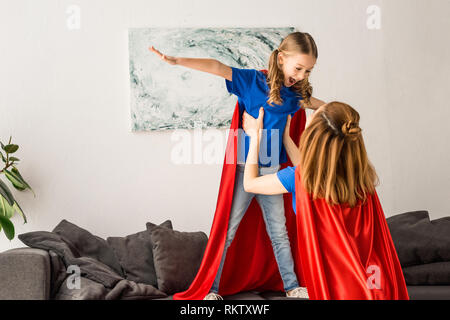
[0,215,15,240]
[9,167,35,197]
[11,167,31,187]
[10,168,36,200]
[4,144,19,154]
[0,197,4,216]
[9,157,20,162]
[0,178,15,206]
[4,169,27,191]
[13,202,27,224]
[0,152,5,163]
[0,196,15,219]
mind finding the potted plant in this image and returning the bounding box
[0,136,34,240]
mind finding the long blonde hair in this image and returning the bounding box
[299,102,379,207]
[267,32,318,107]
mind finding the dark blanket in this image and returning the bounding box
[18,228,167,300]
[387,211,450,285]
[54,274,169,300]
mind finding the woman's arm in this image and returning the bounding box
[242,109,289,195]
[149,46,232,81]
[283,115,301,166]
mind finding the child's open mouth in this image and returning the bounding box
[289,77,296,85]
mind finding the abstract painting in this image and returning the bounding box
[128,27,295,131]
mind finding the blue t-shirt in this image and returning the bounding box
[225,67,302,167]
[276,166,297,214]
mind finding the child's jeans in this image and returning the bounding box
[210,164,299,293]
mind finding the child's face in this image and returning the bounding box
[278,52,316,87]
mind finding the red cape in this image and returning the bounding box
[294,167,410,300]
[173,70,307,300]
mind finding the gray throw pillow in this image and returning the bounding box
[149,224,208,295]
[52,219,124,277]
[387,210,450,267]
[146,220,173,232]
[107,220,172,287]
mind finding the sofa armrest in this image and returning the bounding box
[0,247,51,300]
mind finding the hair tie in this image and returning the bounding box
[341,121,361,141]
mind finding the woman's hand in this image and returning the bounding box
[283,114,292,140]
[149,46,177,65]
[282,114,301,166]
[242,108,264,140]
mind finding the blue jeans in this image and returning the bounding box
[210,164,299,293]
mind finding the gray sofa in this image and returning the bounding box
[0,247,298,300]
[2,210,450,300]
[1,247,450,300]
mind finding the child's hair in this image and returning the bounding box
[298,101,379,207]
[267,31,318,107]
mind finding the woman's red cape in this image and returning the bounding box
[173,69,306,300]
[294,167,410,300]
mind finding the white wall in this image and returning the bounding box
[0,0,449,252]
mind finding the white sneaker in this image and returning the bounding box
[203,292,223,300]
[286,287,309,299]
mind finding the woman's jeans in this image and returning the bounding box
[210,164,299,293]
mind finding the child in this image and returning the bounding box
[242,101,409,300]
[150,31,325,300]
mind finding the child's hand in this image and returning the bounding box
[149,46,177,65]
[242,108,264,139]
[283,114,292,139]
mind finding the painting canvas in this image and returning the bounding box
[128,27,296,131]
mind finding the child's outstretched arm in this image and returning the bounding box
[149,46,232,81]
[283,115,301,166]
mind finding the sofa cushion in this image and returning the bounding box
[386,210,450,267]
[406,285,450,300]
[149,224,207,295]
[106,220,172,287]
[403,261,450,285]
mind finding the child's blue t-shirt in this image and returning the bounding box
[225,67,302,167]
[276,166,297,214]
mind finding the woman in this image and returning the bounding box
[242,102,409,300]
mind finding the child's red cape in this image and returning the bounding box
[294,167,410,300]
[173,70,307,300]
